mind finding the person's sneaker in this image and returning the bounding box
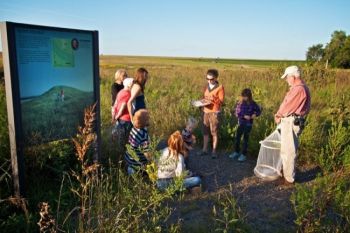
[238,154,246,162]
[229,152,240,159]
[277,177,294,187]
[211,151,218,159]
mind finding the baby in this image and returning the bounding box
[181,117,198,169]
[182,117,198,151]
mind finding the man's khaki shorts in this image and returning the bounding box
[202,112,220,136]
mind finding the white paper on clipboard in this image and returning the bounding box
[191,99,211,107]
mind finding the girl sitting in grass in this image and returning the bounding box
[157,131,201,191]
[229,88,262,162]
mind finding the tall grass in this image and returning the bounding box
[212,184,249,233]
[100,62,350,159]
[291,101,350,232]
[291,169,350,232]
[53,104,247,232]
[1,57,350,232]
[52,104,184,232]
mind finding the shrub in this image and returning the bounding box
[291,169,350,232]
[292,109,350,232]
[317,121,350,173]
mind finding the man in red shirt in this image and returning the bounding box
[275,66,311,184]
[112,78,134,147]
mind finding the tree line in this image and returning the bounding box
[306,30,350,69]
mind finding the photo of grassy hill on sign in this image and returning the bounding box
[20,85,94,145]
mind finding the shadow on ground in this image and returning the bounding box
[165,148,321,233]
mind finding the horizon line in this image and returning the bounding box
[0,50,306,61]
[99,54,306,62]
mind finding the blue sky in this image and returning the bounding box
[1,0,350,60]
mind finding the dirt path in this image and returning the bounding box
[167,149,320,233]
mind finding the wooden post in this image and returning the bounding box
[1,22,26,197]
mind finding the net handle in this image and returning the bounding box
[256,164,281,172]
[259,140,281,150]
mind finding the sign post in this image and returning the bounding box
[1,22,100,197]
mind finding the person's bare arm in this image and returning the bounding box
[113,103,126,123]
[244,115,252,120]
[274,114,281,124]
[191,135,196,144]
[184,143,193,150]
[127,85,141,121]
[111,99,118,122]
[144,152,152,161]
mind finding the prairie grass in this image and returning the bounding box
[55,105,185,232]
[1,56,350,232]
[100,58,350,162]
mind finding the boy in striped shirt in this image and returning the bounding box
[124,109,152,175]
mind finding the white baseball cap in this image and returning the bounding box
[280,65,301,79]
[123,77,134,87]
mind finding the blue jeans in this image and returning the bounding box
[127,166,136,175]
[235,124,252,155]
[127,165,149,178]
[112,120,132,148]
[156,176,201,191]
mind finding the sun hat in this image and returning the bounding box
[123,77,134,87]
[280,66,301,79]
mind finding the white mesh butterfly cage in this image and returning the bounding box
[254,129,282,181]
